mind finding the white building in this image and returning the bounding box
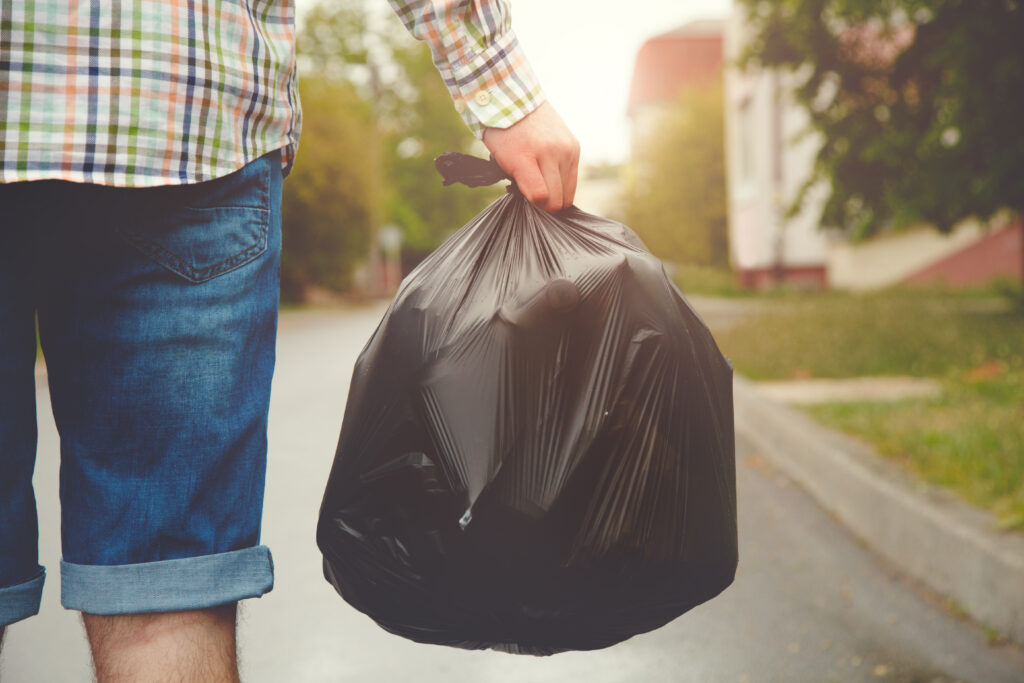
[724,9,830,288]
[723,7,1022,290]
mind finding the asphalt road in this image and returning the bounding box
[3,304,1023,682]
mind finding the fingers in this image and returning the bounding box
[538,156,563,212]
[512,159,550,210]
[509,149,574,213]
[562,151,579,209]
[482,101,581,213]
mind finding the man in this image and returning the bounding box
[0,0,579,679]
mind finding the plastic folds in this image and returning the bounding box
[317,183,737,655]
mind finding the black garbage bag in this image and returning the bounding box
[317,155,737,655]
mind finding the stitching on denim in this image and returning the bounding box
[116,208,269,284]
[115,152,275,283]
[185,203,265,211]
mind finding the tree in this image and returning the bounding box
[623,78,729,268]
[736,0,1024,284]
[280,79,378,301]
[294,0,493,270]
[381,38,502,254]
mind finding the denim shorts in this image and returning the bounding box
[0,150,282,627]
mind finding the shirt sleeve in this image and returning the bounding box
[387,0,546,137]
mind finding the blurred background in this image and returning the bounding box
[282,0,739,301]
[281,0,1022,542]
[274,0,1024,672]
[10,1,1024,681]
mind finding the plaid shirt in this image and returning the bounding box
[0,1,544,187]
[388,0,544,138]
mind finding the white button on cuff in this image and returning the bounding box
[474,90,491,106]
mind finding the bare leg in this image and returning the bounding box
[83,604,239,683]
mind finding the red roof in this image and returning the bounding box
[903,221,1022,288]
[627,22,724,115]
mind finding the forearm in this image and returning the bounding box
[386,0,579,212]
[386,0,545,136]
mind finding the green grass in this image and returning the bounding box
[709,289,1024,529]
[671,264,751,298]
[806,372,1024,529]
[712,289,1023,380]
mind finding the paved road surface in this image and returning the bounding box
[3,304,1023,682]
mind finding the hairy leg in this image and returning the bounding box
[83,604,239,683]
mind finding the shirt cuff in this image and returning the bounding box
[442,29,546,138]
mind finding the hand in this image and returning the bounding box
[482,101,580,213]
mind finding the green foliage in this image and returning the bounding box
[379,29,502,252]
[736,0,1024,238]
[280,0,493,302]
[672,264,750,298]
[713,290,1024,380]
[623,78,729,267]
[299,1,374,83]
[705,289,1024,527]
[807,371,1024,529]
[280,78,378,301]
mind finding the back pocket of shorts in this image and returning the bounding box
[116,205,269,284]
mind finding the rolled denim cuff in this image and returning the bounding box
[61,545,274,615]
[0,568,45,627]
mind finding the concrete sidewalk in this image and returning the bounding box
[756,376,942,404]
[6,304,1024,681]
[733,375,1024,648]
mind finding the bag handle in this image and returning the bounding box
[433,152,510,188]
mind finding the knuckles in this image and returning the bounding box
[526,188,550,206]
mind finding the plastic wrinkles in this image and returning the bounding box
[317,160,737,655]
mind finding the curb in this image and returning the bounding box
[733,375,1024,647]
